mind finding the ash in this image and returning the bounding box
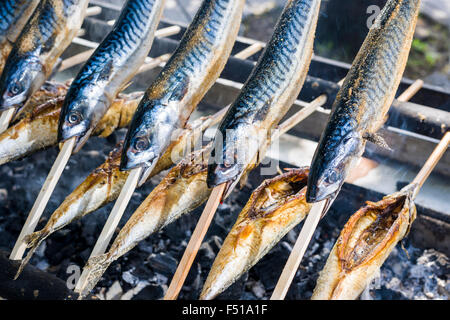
[0,130,448,300]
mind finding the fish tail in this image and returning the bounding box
[76,254,111,299]
[14,229,50,280]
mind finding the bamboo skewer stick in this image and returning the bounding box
[270,79,425,300]
[9,137,76,260]
[164,183,226,300]
[59,26,181,72]
[271,199,327,300]
[73,166,144,294]
[234,43,264,59]
[397,79,423,102]
[73,44,266,295]
[411,131,450,199]
[85,6,102,17]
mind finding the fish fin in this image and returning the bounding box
[76,254,111,299]
[14,229,49,280]
[363,132,392,151]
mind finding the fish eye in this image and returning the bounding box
[68,111,82,124]
[134,137,149,151]
[10,83,22,95]
[325,170,339,184]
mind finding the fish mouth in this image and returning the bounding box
[58,120,93,153]
[306,181,340,203]
[0,95,25,112]
[206,163,242,189]
[119,149,158,173]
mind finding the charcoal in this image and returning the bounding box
[132,284,164,300]
[253,243,291,291]
[198,242,216,265]
[148,252,177,277]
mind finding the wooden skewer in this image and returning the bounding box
[234,42,264,59]
[397,79,423,102]
[77,29,86,37]
[73,44,266,295]
[270,79,425,300]
[271,199,327,300]
[85,6,102,17]
[82,167,143,263]
[9,137,76,260]
[59,26,181,72]
[411,131,450,199]
[164,183,226,300]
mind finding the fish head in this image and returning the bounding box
[0,55,44,111]
[307,128,363,203]
[206,127,249,189]
[58,86,108,151]
[120,100,177,171]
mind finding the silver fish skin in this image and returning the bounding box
[0,0,40,73]
[58,0,166,151]
[306,0,421,203]
[0,0,89,113]
[120,0,245,172]
[207,0,320,190]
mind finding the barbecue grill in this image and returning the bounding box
[0,1,448,300]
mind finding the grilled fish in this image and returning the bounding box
[17,112,224,276]
[311,184,417,300]
[0,0,40,73]
[0,92,143,165]
[58,0,166,152]
[0,0,89,115]
[306,0,421,202]
[76,144,213,297]
[200,168,312,299]
[121,0,245,177]
[207,0,320,197]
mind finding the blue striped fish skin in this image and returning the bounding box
[0,0,40,72]
[0,0,89,113]
[207,0,321,189]
[58,0,166,150]
[306,0,421,203]
[120,0,245,172]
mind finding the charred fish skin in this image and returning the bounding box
[306,0,421,203]
[120,0,245,172]
[311,185,417,300]
[58,0,166,150]
[201,168,312,300]
[0,0,40,73]
[207,0,320,189]
[0,0,89,113]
